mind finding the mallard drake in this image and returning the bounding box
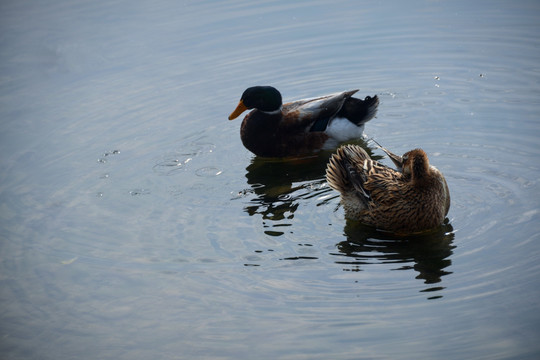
[326,144,450,233]
[228,86,379,157]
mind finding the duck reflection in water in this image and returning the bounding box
[241,140,379,231]
[335,219,455,298]
[243,154,328,227]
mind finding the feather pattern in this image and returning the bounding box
[326,144,451,233]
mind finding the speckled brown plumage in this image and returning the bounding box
[326,144,451,233]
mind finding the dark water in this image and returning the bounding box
[1,0,540,359]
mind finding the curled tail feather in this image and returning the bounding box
[326,145,371,205]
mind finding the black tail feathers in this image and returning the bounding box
[338,95,379,125]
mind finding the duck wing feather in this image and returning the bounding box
[280,90,359,132]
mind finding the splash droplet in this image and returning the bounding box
[195,167,222,177]
[129,188,150,196]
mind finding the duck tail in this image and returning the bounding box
[326,145,371,202]
[338,95,379,126]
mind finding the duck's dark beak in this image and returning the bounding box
[370,138,403,170]
[228,100,248,120]
[380,147,403,169]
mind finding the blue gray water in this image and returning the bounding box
[1,0,539,359]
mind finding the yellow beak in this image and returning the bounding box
[228,100,248,120]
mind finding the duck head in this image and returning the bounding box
[228,86,283,120]
[402,149,430,180]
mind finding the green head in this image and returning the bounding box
[228,86,282,120]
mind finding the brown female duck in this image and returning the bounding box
[326,144,450,233]
[228,86,379,157]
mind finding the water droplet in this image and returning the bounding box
[189,141,216,155]
[230,189,252,199]
[195,167,222,177]
[153,157,192,176]
[277,194,292,201]
[129,189,150,196]
[104,150,120,156]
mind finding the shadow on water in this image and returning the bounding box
[244,154,327,222]
[239,139,455,299]
[334,219,456,299]
[241,139,379,232]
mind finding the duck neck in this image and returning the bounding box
[240,112,282,156]
[259,106,282,116]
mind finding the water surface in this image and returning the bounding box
[1,0,540,359]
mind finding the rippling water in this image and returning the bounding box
[1,0,540,359]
